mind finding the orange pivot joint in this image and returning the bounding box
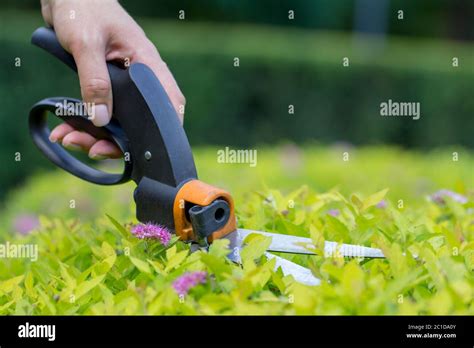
[173,180,236,243]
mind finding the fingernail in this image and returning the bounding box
[49,134,57,143]
[90,104,110,127]
[63,143,82,151]
[89,153,108,160]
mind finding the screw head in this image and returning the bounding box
[144,151,152,160]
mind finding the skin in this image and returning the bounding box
[41,0,185,159]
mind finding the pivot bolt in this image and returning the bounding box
[144,151,152,160]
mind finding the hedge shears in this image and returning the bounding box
[29,27,385,286]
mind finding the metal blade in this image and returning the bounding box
[265,252,320,286]
[223,229,385,287]
[223,231,320,286]
[229,229,385,258]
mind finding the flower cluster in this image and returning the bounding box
[13,214,39,235]
[131,223,172,245]
[430,189,468,205]
[172,271,207,296]
[326,209,340,217]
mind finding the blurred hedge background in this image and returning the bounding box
[0,0,473,200]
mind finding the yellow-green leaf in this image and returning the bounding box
[351,194,363,211]
[166,245,177,260]
[106,214,130,239]
[165,250,188,272]
[24,272,36,298]
[241,235,272,262]
[130,257,152,274]
[0,275,25,293]
[75,275,105,300]
[362,188,389,211]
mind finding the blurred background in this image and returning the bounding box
[0,0,473,203]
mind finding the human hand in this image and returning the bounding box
[41,0,185,159]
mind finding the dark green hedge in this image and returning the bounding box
[2,0,474,40]
[0,11,473,198]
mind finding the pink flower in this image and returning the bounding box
[13,214,39,235]
[376,200,387,209]
[131,223,172,245]
[430,189,468,205]
[327,209,340,217]
[172,271,207,296]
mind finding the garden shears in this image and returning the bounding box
[29,27,385,286]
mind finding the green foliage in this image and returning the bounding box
[0,146,472,315]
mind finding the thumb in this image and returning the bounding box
[73,45,113,127]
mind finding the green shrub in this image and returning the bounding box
[0,146,472,314]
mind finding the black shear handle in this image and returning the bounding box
[30,27,198,190]
[29,27,132,185]
[29,97,132,185]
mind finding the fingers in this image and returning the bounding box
[71,37,113,127]
[40,0,53,25]
[62,130,97,151]
[49,125,122,159]
[49,37,121,159]
[49,123,75,143]
[89,140,123,159]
